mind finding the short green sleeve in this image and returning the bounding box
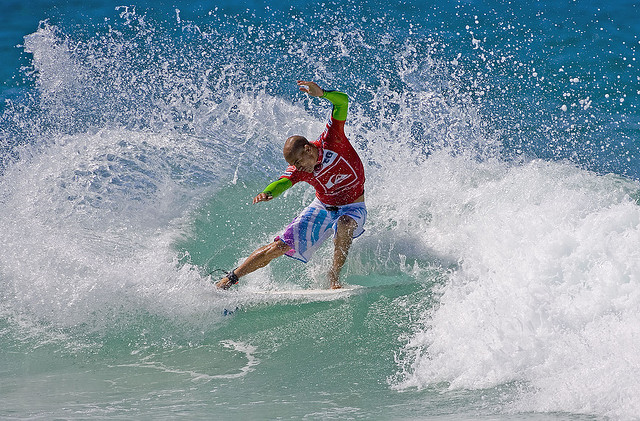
[262,178,293,198]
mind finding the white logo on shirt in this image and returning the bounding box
[324,173,351,189]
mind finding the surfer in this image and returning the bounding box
[216,80,366,290]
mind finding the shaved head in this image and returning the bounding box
[282,135,318,173]
[283,135,309,161]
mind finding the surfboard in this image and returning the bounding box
[250,284,362,298]
[217,285,362,315]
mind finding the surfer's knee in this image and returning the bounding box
[264,239,290,258]
[334,216,356,256]
[275,239,291,251]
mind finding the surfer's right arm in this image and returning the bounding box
[253,178,293,204]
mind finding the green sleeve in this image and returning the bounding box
[262,177,293,198]
[321,90,349,121]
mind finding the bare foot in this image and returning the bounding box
[330,283,342,290]
[215,277,233,289]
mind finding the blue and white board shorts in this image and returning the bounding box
[275,197,367,263]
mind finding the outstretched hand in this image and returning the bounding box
[253,192,273,204]
[297,80,324,97]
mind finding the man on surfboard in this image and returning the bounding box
[216,80,366,290]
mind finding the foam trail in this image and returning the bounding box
[113,340,260,381]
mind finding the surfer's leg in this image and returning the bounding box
[329,215,357,289]
[236,239,291,275]
[215,240,290,289]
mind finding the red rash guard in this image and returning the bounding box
[281,116,365,206]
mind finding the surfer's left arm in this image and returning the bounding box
[297,80,348,121]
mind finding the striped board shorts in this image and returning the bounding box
[275,197,367,263]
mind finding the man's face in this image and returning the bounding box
[287,145,316,173]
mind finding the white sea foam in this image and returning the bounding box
[214,340,260,379]
[390,153,640,419]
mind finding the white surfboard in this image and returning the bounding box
[249,284,362,298]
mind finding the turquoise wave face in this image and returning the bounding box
[1,1,640,419]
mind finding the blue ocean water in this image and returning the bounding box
[1,0,640,419]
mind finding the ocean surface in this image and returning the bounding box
[1,0,640,419]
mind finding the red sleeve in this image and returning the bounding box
[280,165,300,185]
[324,117,347,145]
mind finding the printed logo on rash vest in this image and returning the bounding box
[324,173,351,189]
[322,150,338,166]
[314,149,358,194]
